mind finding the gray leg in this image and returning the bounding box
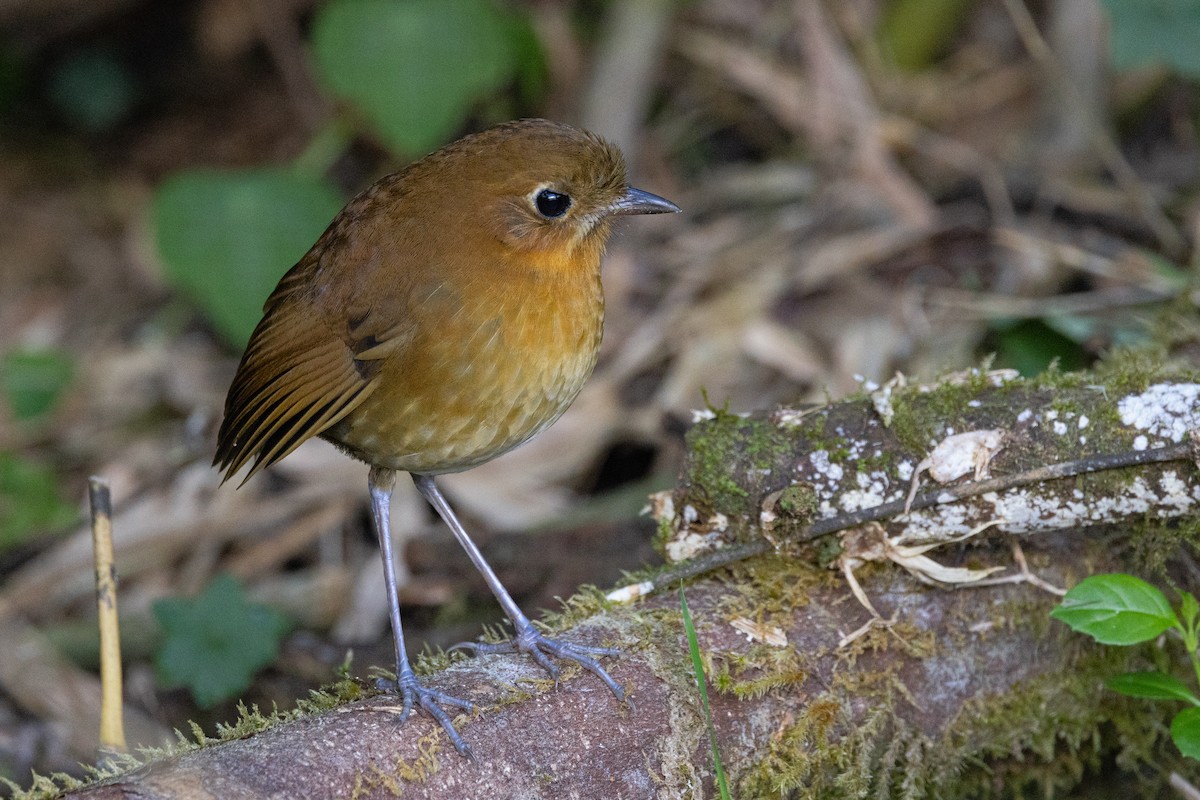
[369,466,474,757]
[411,473,625,702]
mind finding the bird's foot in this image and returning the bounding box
[375,661,474,758]
[453,622,625,702]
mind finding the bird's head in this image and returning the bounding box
[407,119,679,269]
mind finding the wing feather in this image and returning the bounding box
[214,281,379,484]
[215,186,427,483]
[250,379,370,471]
[220,347,348,436]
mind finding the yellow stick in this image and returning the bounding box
[89,476,126,751]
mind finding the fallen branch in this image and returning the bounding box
[65,534,1167,798]
[648,370,1200,588]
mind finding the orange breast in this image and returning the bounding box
[322,261,604,474]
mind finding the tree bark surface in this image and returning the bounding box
[71,535,1161,799]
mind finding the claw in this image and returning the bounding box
[375,663,474,758]
[455,622,625,703]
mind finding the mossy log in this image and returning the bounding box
[61,368,1200,798]
[61,540,1182,799]
[655,370,1200,568]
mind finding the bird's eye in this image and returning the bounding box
[534,189,572,218]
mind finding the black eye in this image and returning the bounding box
[535,189,571,218]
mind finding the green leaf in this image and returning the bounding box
[1107,671,1200,704]
[153,169,343,347]
[153,573,290,708]
[312,0,528,154]
[879,0,974,70]
[1051,573,1178,645]
[1181,591,1199,629]
[1100,0,1200,79]
[1172,707,1200,760]
[989,318,1087,377]
[0,452,76,549]
[1,348,73,421]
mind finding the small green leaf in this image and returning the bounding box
[1172,707,1200,760]
[1,348,74,421]
[1107,671,1200,704]
[153,573,289,708]
[879,0,974,70]
[1051,574,1178,645]
[1100,0,1200,79]
[153,169,343,347]
[0,452,76,549]
[312,0,529,154]
[1181,591,1199,629]
[989,318,1088,377]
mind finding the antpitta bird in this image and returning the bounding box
[214,119,679,756]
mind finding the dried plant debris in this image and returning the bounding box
[904,428,1006,512]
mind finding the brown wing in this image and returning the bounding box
[213,255,382,485]
[214,168,447,483]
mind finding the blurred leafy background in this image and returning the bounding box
[1,0,1199,792]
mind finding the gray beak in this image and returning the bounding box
[611,186,681,216]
